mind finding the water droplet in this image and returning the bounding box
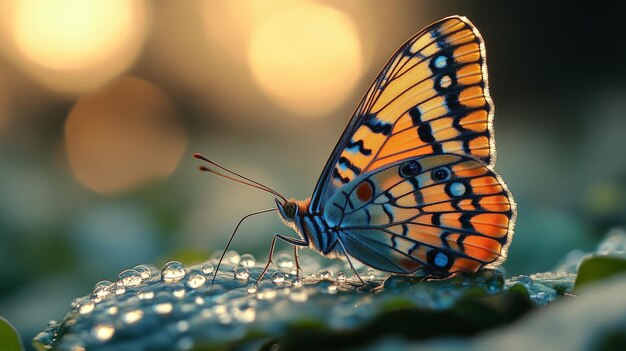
[173,288,186,299]
[336,272,347,282]
[276,253,294,269]
[256,287,277,300]
[225,250,240,265]
[115,286,126,295]
[138,291,154,300]
[517,275,533,288]
[292,277,303,288]
[201,262,215,275]
[316,280,338,294]
[92,324,115,341]
[233,302,256,323]
[247,284,258,294]
[78,299,95,314]
[92,280,114,298]
[318,269,333,280]
[272,272,286,284]
[176,337,194,351]
[121,309,143,324]
[234,267,250,280]
[177,320,190,332]
[185,269,206,289]
[161,261,186,283]
[116,269,143,287]
[133,265,151,280]
[154,302,173,314]
[240,253,256,268]
[289,289,308,302]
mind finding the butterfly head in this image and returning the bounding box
[276,198,299,222]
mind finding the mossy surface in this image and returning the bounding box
[25,232,626,351]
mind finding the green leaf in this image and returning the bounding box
[575,256,626,290]
[0,317,24,351]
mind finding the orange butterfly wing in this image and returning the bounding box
[310,16,495,212]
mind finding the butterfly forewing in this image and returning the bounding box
[324,154,515,275]
[310,16,495,212]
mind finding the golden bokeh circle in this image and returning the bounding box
[65,77,187,193]
[248,3,363,117]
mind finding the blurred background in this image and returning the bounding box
[0,0,625,344]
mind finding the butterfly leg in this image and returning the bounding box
[293,245,302,278]
[256,233,308,284]
[335,238,369,287]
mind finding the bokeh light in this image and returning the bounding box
[64,77,186,193]
[5,0,148,94]
[247,3,363,117]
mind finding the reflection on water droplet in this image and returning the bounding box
[247,284,258,294]
[202,262,214,274]
[272,272,286,284]
[318,269,333,280]
[277,253,294,269]
[122,309,143,324]
[240,253,256,268]
[185,269,206,289]
[133,265,151,280]
[92,280,114,298]
[78,299,95,314]
[234,267,250,280]
[107,306,118,315]
[115,286,126,295]
[117,269,143,287]
[336,272,347,281]
[195,296,205,305]
[154,302,173,314]
[92,324,115,341]
[161,261,186,283]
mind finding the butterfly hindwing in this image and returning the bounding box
[323,153,515,275]
[311,16,495,212]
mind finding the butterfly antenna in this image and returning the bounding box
[193,153,287,202]
[210,208,276,288]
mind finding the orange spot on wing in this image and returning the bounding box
[454,43,481,63]
[471,213,510,238]
[457,63,482,85]
[479,195,511,212]
[450,257,482,273]
[356,181,373,202]
[459,86,486,108]
[462,235,502,261]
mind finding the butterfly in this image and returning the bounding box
[195,15,516,282]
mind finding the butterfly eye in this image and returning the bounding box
[399,160,421,178]
[431,167,451,182]
[284,202,297,219]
